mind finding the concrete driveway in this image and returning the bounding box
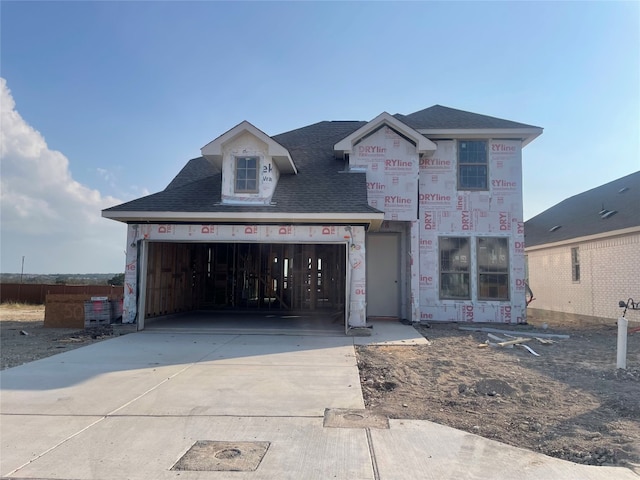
[1,322,637,480]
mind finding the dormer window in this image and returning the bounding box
[235,156,259,193]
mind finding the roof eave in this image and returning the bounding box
[334,112,437,158]
[418,127,543,147]
[102,210,385,230]
[201,120,298,174]
[525,226,640,251]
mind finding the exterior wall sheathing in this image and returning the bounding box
[355,127,527,324]
[123,224,366,326]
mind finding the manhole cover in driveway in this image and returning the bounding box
[323,408,389,429]
[171,441,270,471]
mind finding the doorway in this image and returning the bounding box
[366,233,400,318]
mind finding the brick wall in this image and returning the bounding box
[526,232,639,319]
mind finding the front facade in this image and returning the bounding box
[103,106,542,330]
[525,172,640,320]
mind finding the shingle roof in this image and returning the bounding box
[397,105,541,130]
[104,106,541,219]
[103,121,381,216]
[524,171,640,247]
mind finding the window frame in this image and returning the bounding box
[477,236,510,301]
[438,236,471,300]
[234,156,259,194]
[457,140,488,190]
[571,247,580,282]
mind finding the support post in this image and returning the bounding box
[617,317,628,369]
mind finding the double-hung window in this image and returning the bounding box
[477,237,509,300]
[439,237,471,299]
[458,140,488,190]
[235,156,259,193]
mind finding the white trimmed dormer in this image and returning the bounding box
[334,112,437,161]
[201,121,296,205]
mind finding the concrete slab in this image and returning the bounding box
[0,361,190,415]
[2,329,637,480]
[354,319,429,346]
[115,363,364,416]
[371,419,639,480]
[4,416,374,480]
[144,311,345,336]
[0,414,102,475]
[199,334,357,366]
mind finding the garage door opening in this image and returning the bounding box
[142,242,346,328]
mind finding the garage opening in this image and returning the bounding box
[143,242,346,327]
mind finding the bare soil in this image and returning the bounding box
[0,304,116,370]
[356,312,640,473]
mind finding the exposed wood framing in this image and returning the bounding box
[144,242,345,319]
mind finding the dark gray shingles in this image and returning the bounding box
[104,121,381,215]
[104,107,540,217]
[165,157,219,190]
[524,171,640,247]
[397,105,541,130]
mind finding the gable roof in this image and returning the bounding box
[525,171,640,248]
[103,120,384,227]
[201,120,297,174]
[103,105,542,227]
[334,111,437,157]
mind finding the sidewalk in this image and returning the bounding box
[1,321,637,479]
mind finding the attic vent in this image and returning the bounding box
[549,225,562,232]
[619,187,629,193]
[601,210,617,219]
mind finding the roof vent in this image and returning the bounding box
[601,210,617,219]
[619,187,629,193]
[549,225,562,232]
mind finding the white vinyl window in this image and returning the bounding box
[477,237,509,300]
[439,237,471,299]
[235,156,259,193]
[458,140,488,190]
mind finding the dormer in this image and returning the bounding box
[201,121,296,205]
[334,112,437,162]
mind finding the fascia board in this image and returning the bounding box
[418,127,543,147]
[102,210,385,227]
[201,120,297,173]
[524,226,640,251]
[334,112,437,154]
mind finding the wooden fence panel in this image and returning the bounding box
[1,284,124,305]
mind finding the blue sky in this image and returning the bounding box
[1,1,638,274]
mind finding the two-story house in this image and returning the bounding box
[102,106,542,331]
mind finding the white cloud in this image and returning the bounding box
[0,78,127,273]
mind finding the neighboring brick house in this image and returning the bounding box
[103,106,542,331]
[525,171,640,321]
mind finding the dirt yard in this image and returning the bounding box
[0,303,116,370]
[357,311,640,473]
